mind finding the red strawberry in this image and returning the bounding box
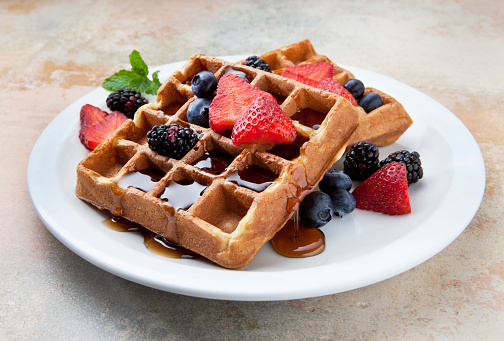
[352,162,411,215]
[208,73,262,133]
[232,92,296,145]
[80,104,108,127]
[317,78,358,106]
[280,62,334,87]
[79,108,128,150]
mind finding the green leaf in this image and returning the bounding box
[129,50,148,77]
[145,70,161,95]
[128,74,152,93]
[102,70,135,91]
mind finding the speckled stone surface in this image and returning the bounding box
[2,0,503,340]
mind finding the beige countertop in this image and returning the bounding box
[2,0,503,340]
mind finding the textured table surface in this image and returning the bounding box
[2,0,503,340]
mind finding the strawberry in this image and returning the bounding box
[80,104,108,127]
[317,78,358,106]
[280,62,334,87]
[232,92,296,145]
[79,106,128,150]
[352,162,411,215]
[208,73,261,132]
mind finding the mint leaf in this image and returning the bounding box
[129,50,148,77]
[102,51,161,95]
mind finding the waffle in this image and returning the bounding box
[76,53,362,268]
[247,39,413,146]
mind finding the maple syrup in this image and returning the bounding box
[116,168,165,193]
[225,164,277,192]
[291,107,327,130]
[267,134,308,160]
[192,149,233,175]
[103,216,199,258]
[165,102,184,115]
[159,179,207,210]
[269,91,287,105]
[270,212,325,258]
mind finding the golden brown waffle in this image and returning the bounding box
[249,39,413,146]
[76,54,362,268]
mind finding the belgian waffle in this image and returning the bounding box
[247,39,413,146]
[76,53,362,268]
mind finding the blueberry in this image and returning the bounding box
[224,67,249,83]
[358,92,384,113]
[191,71,217,98]
[319,170,352,194]
[187,98,211,127]
[299,191,333,228]
[344,79,365,100]
[330,189,356,217]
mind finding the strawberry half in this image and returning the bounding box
[317,78,358,106]
[80,104,108,127]
[232,92,296,145]
[280,62,334,87]
[352,162,411,215]
[208,73,262,133]
[79,105,128,150]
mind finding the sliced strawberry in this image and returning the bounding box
[79,110,128,150]
[317,78,358,106]
[208,73,262,132]
[232,92,296,145]
[352,162,411,215]
[280,62,334,87]
[80,104,108,127]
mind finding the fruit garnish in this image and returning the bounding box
[208,73,261,132]
[280,62,334,87]
[319,170,352,194]
[352,162,411,215]
[358,92,384,113]
[191,71,218,98]
[147,124,199,159]
[79,105,128,150]
[380,150,423,185]
[299,191,334,228]
[231,92,296,145]
[317,78,358,106]
[244,56,272,72]
[106,88,148,119]
[330,189,356,217]
[343,79,365,101]
[343,141,380,181]
[187,98,211,128]
[102,50,161,96]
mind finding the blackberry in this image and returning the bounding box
[106,88,148,119]
[343,141,380,181]
[147,124,199,159]
[380,150,423,185]
[244,56,271,72]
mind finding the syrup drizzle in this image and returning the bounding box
[270,211,325,258]
[103,216,199,259]
[225,165,277,192]
[159,179,207,210]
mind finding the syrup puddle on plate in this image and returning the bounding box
[103,216,200,259]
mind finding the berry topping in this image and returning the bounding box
[380,150,423,185]
[343,79,365,101]
[343,141,380,181]
[106,88,148,119]
[187,98,211,128]
[317,78,358,106]
[208,73,262,133]
[330,189,356,217]
[79,105,128,150]
[358,92,384,113]
[281,62,334,88]
[231,92,296,145]
[224,67,249,82]
[299,191,334,228]
[319,170,352,194]
[352,162,411,215]
[191,71,218,98]
[147,124,199,159]
[244,56,271,72]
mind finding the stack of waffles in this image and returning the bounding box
[75,40,412,268]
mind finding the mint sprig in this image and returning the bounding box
[102,50,161,96]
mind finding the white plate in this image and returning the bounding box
[27,56,485,301]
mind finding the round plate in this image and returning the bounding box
[27,56,485,301]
